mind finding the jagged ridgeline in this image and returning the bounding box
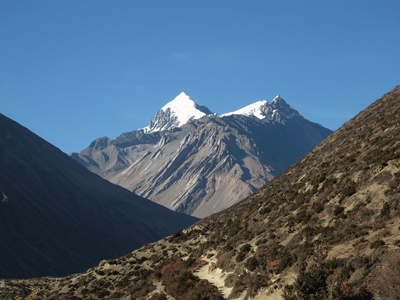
[71,93,331,218]
[2,86,399,299]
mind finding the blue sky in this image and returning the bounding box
[1,0,399,154]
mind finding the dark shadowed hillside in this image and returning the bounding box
[1,85,399,299]
[0,114,197,279]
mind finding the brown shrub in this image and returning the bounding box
[368,250,400,300]
[161,260,224,300]
[216,251,235,272]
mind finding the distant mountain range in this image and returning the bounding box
[7,86,400,299]
[71,92,332,217]
[0,114,197,279]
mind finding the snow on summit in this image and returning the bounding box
[221,95,300,124]
[144,92,300,133]
[144,92,212,133]
[161,92,207,127]
[222,100,268,120]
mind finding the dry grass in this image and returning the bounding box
[1,86,400,300]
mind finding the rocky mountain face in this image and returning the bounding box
[6,85,400,299]
[71,93,331,218]
[0,114,197,279]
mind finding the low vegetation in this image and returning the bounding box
[1,86,400,299]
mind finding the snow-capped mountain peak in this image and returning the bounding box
[144,92,213,133]
[161,92,206,124]
[272,94,282,103]
[221,95,301,124]
[143,92,302,133]
[221,100,268,119]
[270,95,301,120]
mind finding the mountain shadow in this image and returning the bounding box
[0,114,197,279]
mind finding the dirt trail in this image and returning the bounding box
[194,252,288,300]
[195,255,245,300]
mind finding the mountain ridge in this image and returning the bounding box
[222,95,301,124]
[72,94,331,217]
[130,92,317,136]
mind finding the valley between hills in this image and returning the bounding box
[1,84,399,300]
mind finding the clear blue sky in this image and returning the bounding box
[1,0,399,154]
